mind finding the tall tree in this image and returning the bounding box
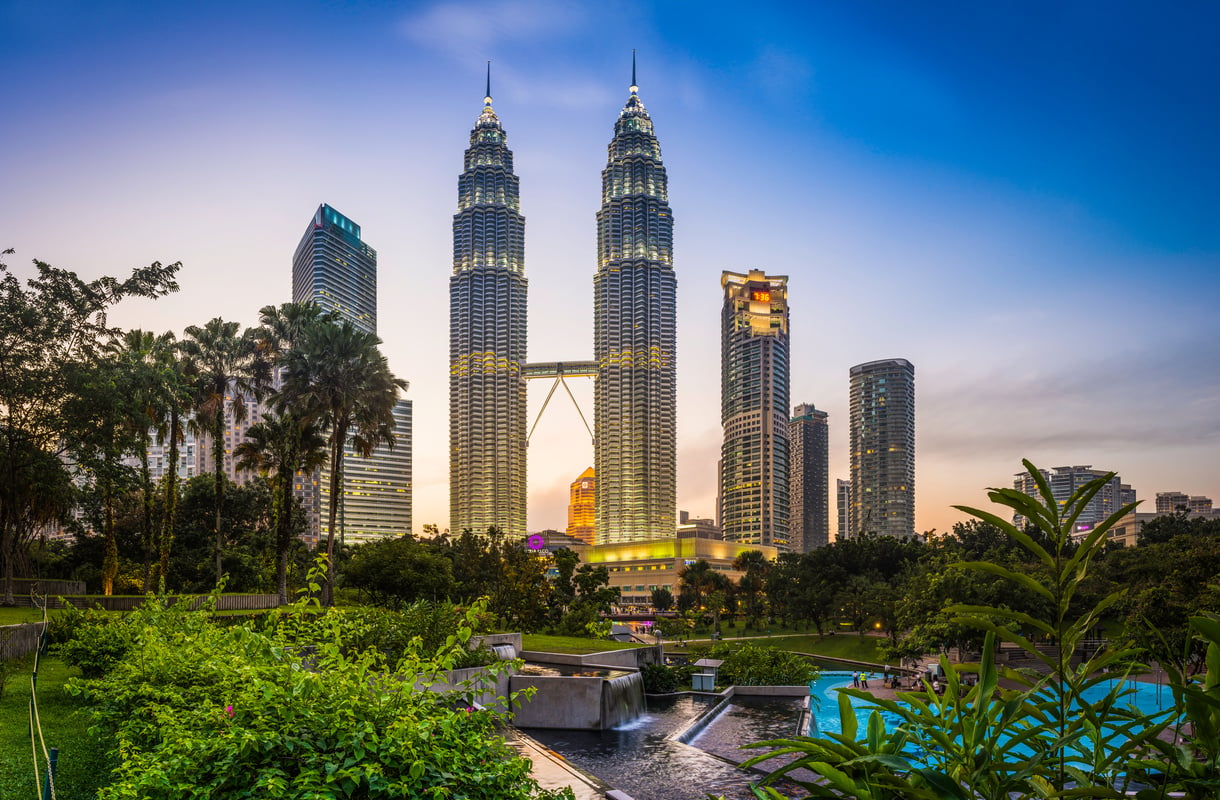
[0,250,179,603]
[275,318,406,604]
[153,332,193,593]
[180,318,257,586]
[235,412,326,604]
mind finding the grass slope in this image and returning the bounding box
[521,634,647,654]
[0,656,110,800]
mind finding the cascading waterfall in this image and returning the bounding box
[492,643,517,660]
[601,670,646,729]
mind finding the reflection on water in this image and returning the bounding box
[689,695,805,765]
[528,694,800,800]
[517,663,628,678]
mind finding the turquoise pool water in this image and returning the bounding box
[809,671,1178,744]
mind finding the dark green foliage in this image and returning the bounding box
[56,614,133,678]
[705,642,818,687]
[336,603,495,670]
[60,583,571,799]
[344,536,456,606]
[640,661,695,694]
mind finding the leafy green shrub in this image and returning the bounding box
[641,662,681,693]
[336,601,496,670]
[707,642,818,687]
[63,582,566,799]
[57,615,133,679]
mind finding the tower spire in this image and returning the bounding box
[484,61,492,106]
[630,49,638,94]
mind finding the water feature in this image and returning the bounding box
[602,670,646,730]
[528,693,804,800]
[492,643,517,660]
[511,663,647,729]
[687,694,805,763]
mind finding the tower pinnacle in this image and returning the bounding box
[630,49,638,94]
[484,61,492,107]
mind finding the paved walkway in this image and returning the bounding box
[505,728,608,800]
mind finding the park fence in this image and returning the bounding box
[0,622,48,660]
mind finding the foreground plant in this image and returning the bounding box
[739,461,1166,798]
[65,569,571,799]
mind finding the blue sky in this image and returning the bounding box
[3,1,1217,536]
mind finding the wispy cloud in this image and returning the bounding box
[400,0,588,59]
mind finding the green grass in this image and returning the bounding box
[759,634,887,663]
[0,656,111,800]
[0,607,47,625]
[664,633,887,665]
[521,634,648,654]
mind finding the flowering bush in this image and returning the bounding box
[64,575,571,799]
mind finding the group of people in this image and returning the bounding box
[850,670,872,689]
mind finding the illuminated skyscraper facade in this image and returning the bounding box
[790,403,829,551]
[567,467,596,545]
[449,79,528,538]
[292,204,412,543]
[594,66,677,544]
[848,358,914,538]
[719,270,790,549]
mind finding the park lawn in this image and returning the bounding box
[764,634,887,664]
[521,634,648,654]
[0,607,46,625]
[0,656,111,800]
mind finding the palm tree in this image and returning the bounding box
[275,318,407,605]
[150,332,195,593]
[235,412,326,604]
[108,329,176,591]
[179,318,257,586]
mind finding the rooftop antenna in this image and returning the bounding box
[630,49,638,94]
[484,61,492,106]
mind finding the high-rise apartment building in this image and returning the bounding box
[449,75,529,539]
[594,62,677,544]
[566,467,595,545]
[836,478,851,542]
[292,203,412,543]
[1012,465,1135,531]
[848,358,915,538]
[790,403,829,551]
[719,270,790,549]
[1156,491,1190,514]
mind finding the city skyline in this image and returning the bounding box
[3,2,1217,537]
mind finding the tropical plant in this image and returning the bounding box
[275,317,406,604]
[0,250,178,603]
[235,412,327,603]
[741,461,1167,798]
[179,317,258,586]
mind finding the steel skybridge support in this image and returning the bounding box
[524,361,596,444]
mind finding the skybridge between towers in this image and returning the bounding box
[524,360,597,445]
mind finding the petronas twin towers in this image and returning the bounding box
[450,63,676,544]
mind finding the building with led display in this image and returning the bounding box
[848,358,915,538]
[594,60,677,545]
[567,467,595,544]
[790,403,829,551]
[719,270,790,549]
[449,72,529,539]
[292,203,412,543]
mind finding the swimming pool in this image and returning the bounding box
[808,670,1178,748]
